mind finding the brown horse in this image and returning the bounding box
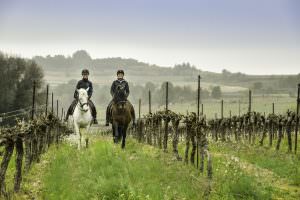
[110,85,135,148]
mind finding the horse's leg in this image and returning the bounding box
[118,126,122,141]
[85,123,91,148]
[74,122,81,150]
[112,126,115,141]
[121,125,128,149]
[113,122,119,143]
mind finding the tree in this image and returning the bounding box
[14,61,44,109]
[72,50,92,67]
[222,69,231,75]
[0,53,44,113]
[145,82,156,92]
[253,82,263,90]
[211,86,222,99]
[0,53,26,112]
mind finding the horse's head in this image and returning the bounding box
[115,84,126,102]
[77,88,89,112]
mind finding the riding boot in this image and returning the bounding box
[106,100,113,126]
[65,99,77,121]
[88,99,98,124]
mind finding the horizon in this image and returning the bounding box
[1,0,299,75]
[1,49,299,76]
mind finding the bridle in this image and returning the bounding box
[78,98,89,112]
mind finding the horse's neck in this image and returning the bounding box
[75,102,90,114]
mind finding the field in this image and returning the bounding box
[126,96,296,120]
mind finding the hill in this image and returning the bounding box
[33,50,300,94]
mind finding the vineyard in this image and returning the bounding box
[0,82,72,199]
[0,80,299,199]
[1,1,300,199]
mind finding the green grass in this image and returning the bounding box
[209,156,275,200]
[7,134,299,200]
[22,137,211,200]
[209,138,300,187]
[175,135,300,199]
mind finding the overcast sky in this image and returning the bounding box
[0,0,299,74]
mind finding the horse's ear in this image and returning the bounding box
[86,87,89,92]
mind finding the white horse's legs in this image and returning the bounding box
[84,124,91,148]
[74,122,81,150]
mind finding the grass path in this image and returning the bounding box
[16,136,211,200]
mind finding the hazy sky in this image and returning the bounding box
[0,0,299,74]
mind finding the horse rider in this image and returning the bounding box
[65,69,98,124]
[105,69,130,126]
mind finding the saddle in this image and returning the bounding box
[115,100,127,104]
[109,99,127,112]
[108,99,130,121]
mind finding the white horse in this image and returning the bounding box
[69,88,93,149]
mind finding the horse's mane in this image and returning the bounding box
[114,88,127,103]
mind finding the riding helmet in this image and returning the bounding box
[117,69,124,75]
[82,69,89,75]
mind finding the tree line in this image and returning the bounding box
[52,79,224,111]
[0,52,45,113]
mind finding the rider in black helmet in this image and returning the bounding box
[105,69,130,126]
[65,69,98,124]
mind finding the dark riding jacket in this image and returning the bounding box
[110,78,129,98]
[74,79,93,99]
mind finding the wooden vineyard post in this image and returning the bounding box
[149,90,151,114]
[51,92,54,114]
[197,75,200,168]
[221,100,224,119]
[238,99,241,117]
[137,98,142,142]
[197,75,201,119]
[14,137,23,192]
[139,99,141,119]
[295,84,300,154]
[162,82,169,152]
[45,84,49,116]
[166,82,169,111]
[248,90,252,113]
[270,102,275,147]
[56,100,59,117]
[31,81,36,120]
